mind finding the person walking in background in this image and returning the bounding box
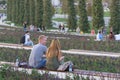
[46,38,64,70]
[23,21,27,31]
[29,35,47,69]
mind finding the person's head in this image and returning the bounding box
[38,35,47,45]
[46,38,61,58]
[25,31,30,35]
[25,30,29,33]
[49,38,61,50]
[110,32,113,34]
[99,31,101,34]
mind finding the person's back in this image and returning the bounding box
[29,43,47,68]
[46,56,60,70]
[46,39,64,70]
[28,35,47,68]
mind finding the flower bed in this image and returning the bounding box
[0,29,120,52]
[0,47,119,73]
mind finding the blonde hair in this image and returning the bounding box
[38,35,47,42]
[46,39,62,59]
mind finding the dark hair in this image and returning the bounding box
[25,30,29,33]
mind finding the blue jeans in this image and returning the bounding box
[24,41,34,46]
[35,59,46,69]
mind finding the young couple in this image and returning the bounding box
[28,35,64,70]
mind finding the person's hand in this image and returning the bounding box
[60,56,64,61]
[42,55,46,58]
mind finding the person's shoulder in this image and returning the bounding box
[41,44,47,49]
[35,44,46,48]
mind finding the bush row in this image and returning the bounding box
[0,29,120,52]
[0,48,119,73]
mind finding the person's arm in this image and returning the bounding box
[43,46,47,58]
[42,55,46,58]
[59,56,64,61]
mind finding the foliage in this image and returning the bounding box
[64,54,120,73]
[78,0,90,33]
[0,65,92,80]
[0,0,6,4]
[43,0,53,29]
[60,0,68,14]
[67,0,77,31]
[24,0,30,24]
[19,0,25,24]
[35,0,43,28]
[92,0,104,29]
[29,0,35,25]
[52,18,67,22]
[109,0,120,34]
[13,0,19,24]
[104,11,110,17]
[6,0,12,21]
[0,28,120,52]
[0,47,120,73]
[86,2,92,16]
[11,0,16,22]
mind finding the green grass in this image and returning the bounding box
[104,11,110,17]
[0,9,6,13]
[52,18,67,22]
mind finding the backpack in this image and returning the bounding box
[20,35,25,44]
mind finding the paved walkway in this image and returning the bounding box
[0,42,120,58]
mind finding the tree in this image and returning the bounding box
[67,0,77,31]
[78,0,90,33]
[15,0,20,24]
[35,0,43,28]
[19,0,25,24]
[11,0,16,22]
[92,0,104,29]
[109,0,120,34]
[24,0,30,25]
[43,0,53,29]
[86,2,92,16]
[7,0,12,21]
[29,0,35,25]
[60,0,68,14]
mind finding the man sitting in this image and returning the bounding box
[28,35,47,68]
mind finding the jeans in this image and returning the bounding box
[35,59,46,69]
[24,41,34,46]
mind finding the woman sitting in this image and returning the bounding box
[46,39,64,70]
